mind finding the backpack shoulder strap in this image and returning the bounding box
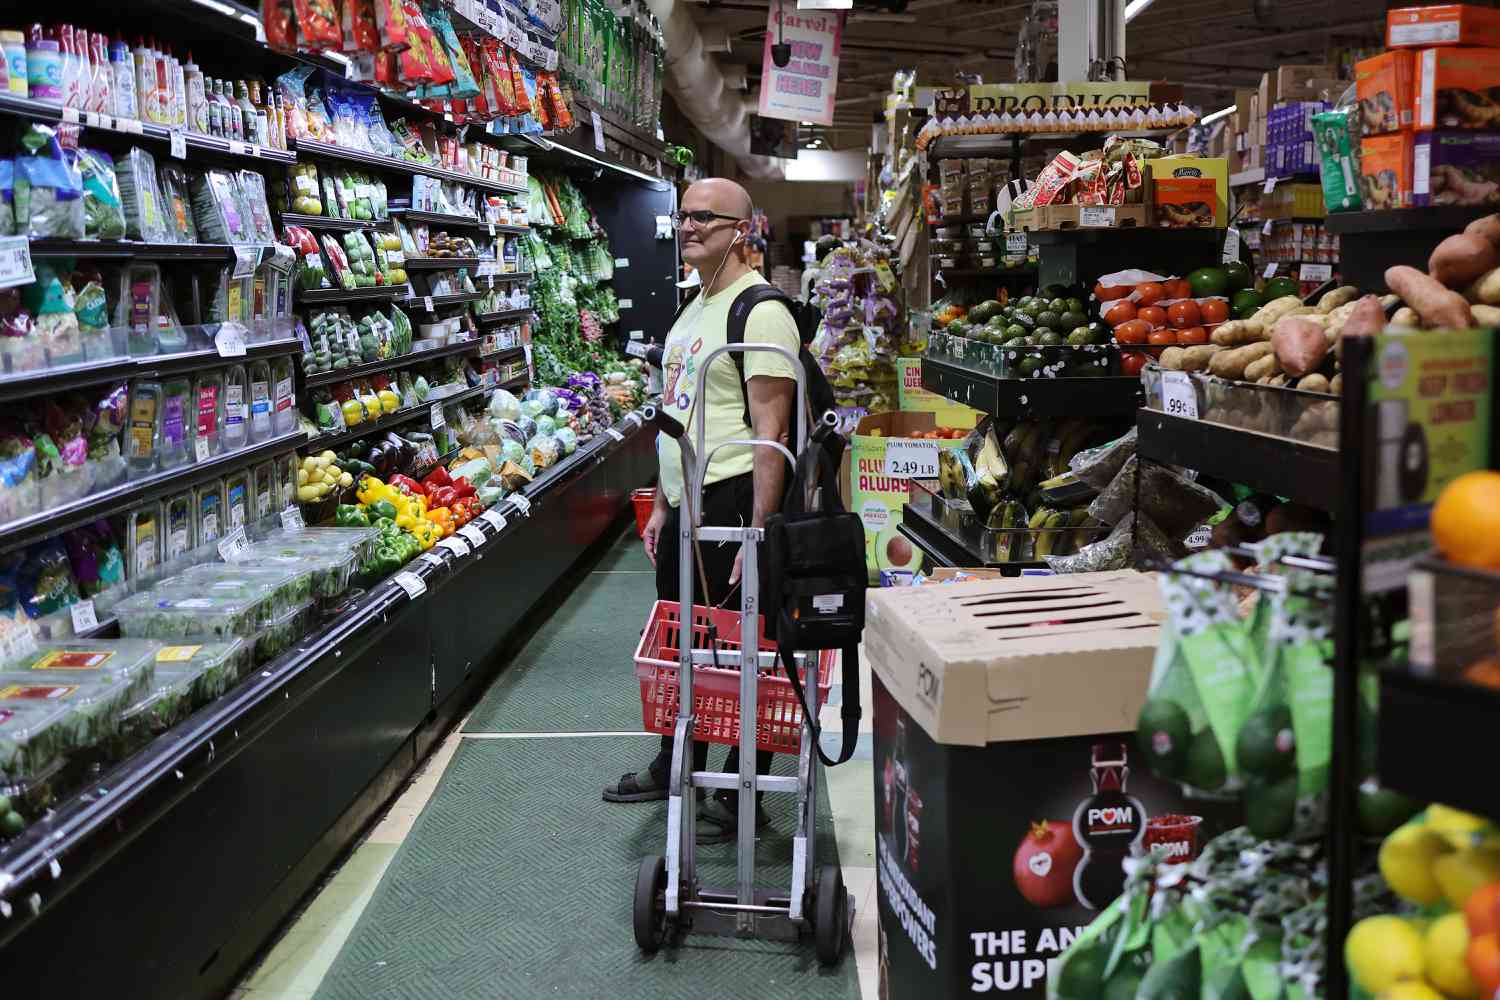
[725,284,797,428]
[669,287,700,334]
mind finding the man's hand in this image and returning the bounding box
[728,545,744,587]
[643,507,667,566]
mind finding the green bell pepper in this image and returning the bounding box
[371,542,404,577]
[372,515,397,535]
[368,499,399,521]
[335,504,370,527]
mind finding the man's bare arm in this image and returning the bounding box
[747,374,795,527]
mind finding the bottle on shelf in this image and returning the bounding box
[249,79,269,150]
[235,79,257,146]
[183,53,205,135]
[110,36,136,121]
[170,52,186,128]
[131,37,154,122]
[87,30,113,117]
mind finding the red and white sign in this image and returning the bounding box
[757,3,842,126]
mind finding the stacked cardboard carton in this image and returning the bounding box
[1232,66,1344,180]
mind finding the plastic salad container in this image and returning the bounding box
[0,637,162,746]
[122,638,248,735]
[256,526,381,564]
[254,600,313,663]
[0,700,76,784]
[238,547,357,602]
[115,587,273,641]
[163,563,313,617]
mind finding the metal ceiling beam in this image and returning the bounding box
[1132,18,1382,58]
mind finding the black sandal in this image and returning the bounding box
[602,769,668,803]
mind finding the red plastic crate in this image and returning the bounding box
[634,600,835,754]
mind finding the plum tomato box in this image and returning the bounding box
[863,573,1241,999]
[839,411,971,583]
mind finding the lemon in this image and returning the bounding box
[1433,848,1500,909]
[1380,822,1455,905]
[1427,804,1497,848]
[1347,915,1426,993]
[1424,911,1479,998]
[1377,983,1447,1000]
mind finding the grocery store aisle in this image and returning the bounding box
[232,528,877,1000]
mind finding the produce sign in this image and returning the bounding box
[756,6,842,126]
[847,411,967,581]
[930,81,1152,119]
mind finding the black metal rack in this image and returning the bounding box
[293,139,527,194]
[476,307,532,324]
[28,239,244,261]
[305,385,488,452]
[409,290,486,310]
[1327,207,1491,293]
[921,356,1142,417]
[302,339,482,389]
[298,285,411,305]
[278,212,383,232]
[392,209,530,235]
[1135,409,1339,510]
[405,256,481,270]
[0,336,303,403]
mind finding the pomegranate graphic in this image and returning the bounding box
[1012,819,1084,908]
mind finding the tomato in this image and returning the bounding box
[1135,281,1166,305]
[1178,326,1209,345]
[1200,298,1230,324]
[1148,328,1177,346]
[1103,300,1137,327]
[1113,319,1151,344]
[1095,282,1131,301]
[1120,351,1148,376]
[1168,300,1202,329]
[1136,305,1168,329]
[1163,277,1193,300]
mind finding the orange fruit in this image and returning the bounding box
[1432,471,1500,569]
[1103,300,1137,327]
[1137,305,1168,329]
[1135,282,1166,305]
[1168,300,1202,329]
[1095,282,1131,301]
[1114,319,1151,344]
[1178,326,1209,345]
[1466,883,1500,938]
[1469,932,1500,996]
[1200,298,1230,324]
[1163,278,1193,300]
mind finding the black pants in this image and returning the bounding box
[649,473,773,809]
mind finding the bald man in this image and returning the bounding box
[603,179,799,844]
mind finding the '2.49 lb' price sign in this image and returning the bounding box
[884,439,939,479]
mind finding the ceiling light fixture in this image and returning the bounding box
[1199,104,1235,124]
[1123,0,1156,22]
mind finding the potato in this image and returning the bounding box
[1257,295,1305,327]
[1208,341,1274,380]
[1268,373,1289,387]
[1179,345,1220,372]
[1160,346,1187,370]
[1210,318,1260,346]
[1316,286,1360,313]
[1386,265,1474,328]
[1464,213,1500,250]
[1272,316,1331,376]
[1465,267,1500,305]
[1329,373,1342,395]
[1245,353,1281,381]
[1391,306,1421,327]
[1380,293,1402,311]
[1429,232,1500,289]
[1297,373,1331,394]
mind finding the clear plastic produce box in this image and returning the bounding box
[0,700,78,783]
[255,526,381,563]
[1141,365,1339,448]
[0,658,156,748]
[160,564,315,619]
[115,588,275,642]
[116,639,250,749]
[237,548,358,602]
[1,638,161,687]
[254,601,314,664]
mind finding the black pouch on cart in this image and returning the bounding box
[763,424,866,766]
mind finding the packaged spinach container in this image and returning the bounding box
[193,369,224,459]
[126,502,161,580]
[2,637,162,745]
[167,563,313,619]
[115,588,269,642]
[163,490,194,562]
[222,363,248,451]
[195,479,226,545]
[125,379,162,473]
[15,122,84,239]
[253,600,313,664]
[77,147,126,240]
[156,377,192,470]
[121,639,248,741]
[0,699,77,784]
[239,546,357,603]
[258,525,381,563]
[247,359,272,443]
[224,470,249,531]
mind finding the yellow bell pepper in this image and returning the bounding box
[412,521,438,549]
[428,507,454,537]
[356,476,385,506]
[395,512,421,531]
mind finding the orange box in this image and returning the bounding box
[1388,4,1500,48]
[1147,155,1228,227]
[1360,132,1415,209]
[1416,47,1500,129]
[1356,51,1416,134]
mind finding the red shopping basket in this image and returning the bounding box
[631,488,656,538]
[634,600,836,754]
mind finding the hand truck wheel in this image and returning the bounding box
[633,854,670,953]
[813,863,848,966]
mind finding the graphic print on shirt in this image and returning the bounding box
[663,340,687,409]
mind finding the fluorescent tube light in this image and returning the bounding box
[1200,104,1236,125]
[1124,0,1156,21]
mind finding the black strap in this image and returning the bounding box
[777,640,861,767]
[726,285,798,429]
[783,423,845,517]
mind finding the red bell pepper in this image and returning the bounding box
[428,485,458,508]
[450,476,476,498]
[423,466,452,489]
[389,473,426,496]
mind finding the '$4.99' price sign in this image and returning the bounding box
[884,439,939,479]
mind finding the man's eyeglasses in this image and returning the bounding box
[671,210,744,230]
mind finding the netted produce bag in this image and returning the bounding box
[1068,426,1135,490]
[1089,455,1226,537]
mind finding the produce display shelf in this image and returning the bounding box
[278,213,384,232]
[27,239,239,261]
[900,497,1051,575]
[1029,225,1224,246]
[1324,207,1490,292]
[1229,167,1266,187]
[405,257,480,270]
[410,291,486,308]
[298,285,411,305]
[292,139,527,194]
[302,339,482,389]
[0,93,297,165]
[306,385,488,451]
[1378,666,1500,822]
[1323,206,1490,236]
[501,128,666,185]
[489,270,532,283]
[484,345,525,362]
[476,307,531,324]
[393,209,530,235]
[921,356,1142,417]
[0,336,304,403]
[499,373,531,392]
[934,266,1038,280]
[929,212,993,227]
[926,128,1178,159]
[0,429,302,554]
[1135,408,1339,510]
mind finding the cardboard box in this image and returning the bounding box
[1416,47,1500,129]
[1309,78,1351,105]
[1361,131,1416,209]
[1147,155,1228,228]
[1012,203,1150,231]
[1415,130,1500,206]
[1388,3,1500,48]
[864,571,1166,746]
[1234,88,1256,132]
[1275,64,1338,102]
[1357,51,1416,134]
[1263,182,1328,219]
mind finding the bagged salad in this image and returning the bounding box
[114,147,173,243]
[76,148,126,240]
[14,123,85,239]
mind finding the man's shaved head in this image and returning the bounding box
[679,177,755,274]
[686,177,754,221]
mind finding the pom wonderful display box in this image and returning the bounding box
[864,572,1240,999]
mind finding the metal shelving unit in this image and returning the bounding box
[921,356,1142,417]
[293,139,527,194]
[298,285,412,305]
[476,307,531,324]
[405,256,481,270]
[0,336,304,403]
[302,339,482,389]
[409,290,486,309]
[305,385,488,452]
[278,212,384,232]
[392,209,530,235]
[27,239,248,261]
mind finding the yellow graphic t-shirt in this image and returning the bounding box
[657,270,800,507]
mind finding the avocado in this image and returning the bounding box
[1138,943,1201,1000]
[1223,259,1251,291]
[1059,310,1087,330]
[1066,296,1086,315]
[1019,356,1044,377]
[1183,727,1227,790]
[1244,774,1298,839]
[1187,266,1229,298]
[1036,310,1061,330]
[1047,297,1069,314]
[1236,704,1296,779]
[1265,276,1299,300]
[1013,312,1035,330]
[1137,698,1192,778]
[1357,782,1422,836]
[1038,331,1065,347]
[946,318,967,336]
[1230,288,1264,315]
[1003,336,1029,347]
[1087,321,1111,344]
[969,301,999,324]
[1054,941,1110,999]
[1066,328,1092,346]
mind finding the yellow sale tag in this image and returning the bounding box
[874,260,896,292]
[157,645,204,662]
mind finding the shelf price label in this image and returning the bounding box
[423,295,434,313]
[510,495,532,516]
[215,322,248,357]
[1078,206,1115,228]
[1,626,38,662]
[280,506,305,532]
[1221,225,1240,263]
[0,236,35,291]
[1184,525,1212,550]
[69,599,98,633]
[1005,232,1028,253]
[430,402,446,429]
[1263,176,1279,194]
[480,509,508,531]
[1299,263,1333,283]
[1263,262,1279,280]
[460,524,486,548]
[170,129,187,160]
[439,535,470,557]
[393,571,427,598]
[883,439,939,479]
[218,527,250,563]
[614,257,630,268]
[591,110,605,152]
[195,436,211,462]
[229,140,248,156]
[606,427,625,442]
[1160,371,1199,420]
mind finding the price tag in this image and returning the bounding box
[1221,225,1240,263]
[624,411,644,428]
[62,106,81,124]
[488,222,496,236]
[618,298,633,309]
[1263,176,1278,194]
[69,599,98,633]
[125,118,144,134]
[1263,262,1279,279]
[624,341,648,359]
[460,523,486,547]
[430,402,446,429]
[170,129,187,160]
[1299,263,1333,283]
[424,295,434,312]
[419,551,446,569]
[280,506,305,532]
[393,571,427,598]
[232,245,259,278]
[195,436,211,462]
[1262,220,1273,236]
[214,322,247,357]
[1005,232,1027,253]
[1160,371,1199,420]
[614,257,630,268]
[884,439,939,479]
[249,145,261,158]
[439,535,470,557]
[0,236,35,291]
[510,494,532,516]
[99,114,115,131]
[606,427,625,442]
[229,140,248,156]
[480,509,508,531]
[591,110,604,152]
[1078,206,1115,228]
[218,526,249,563]
[1185,525,1212,549]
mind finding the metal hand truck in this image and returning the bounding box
[631,342,849,965]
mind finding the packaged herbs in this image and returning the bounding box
[126,502,160,579]
[14,123,85,239]
[193,369,224,459]
[281,451,299,510]
[124,264,162,356]
[116,589,270,642]
[253,461,277,521]
[271,355,296,435]
[253,599,312,663]
[114,146,173,243]
[247,360,273,442]
[157,163,199,244]
[166,563,313,616]
[126,379,162,472]
[163,490,193,561]
[236,170,276,243]
[157,377,192,470]
[76,147,126,240]
[224,470,249,530]
[195,480,225,544]
[0,698,75,783]
[62,521,126,601]
[191,170,251,244]
[222,363,248,450]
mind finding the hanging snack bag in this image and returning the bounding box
[342,0,380,52]
[76,148,126,240]
[264,0,296,51]
[15,123,85,239]
[157,164,199,244]
[426,7,478,97]
[292,0,344,50]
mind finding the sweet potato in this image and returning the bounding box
[1466,267,1500,305]
[1179,345,1220,372]
[1464,213,1500,250]
[1245,353,1281,381]
[1272,316,1330,376]
[1385,265,1474,328]
[1343,295,1387,339]
[1209,341,1274,380]
[1391,306,1421,327]
[1316,286,1360,313]
[1429,232,1500,289]
[1472,303,1500,326]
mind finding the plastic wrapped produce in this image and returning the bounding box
[122,264,161,356]
[62,520,126,601]
[1044,513,1135,573]
[246,360,273,443]
[554,426,578,454]
[25,264,83,366]
[165,563,313,618]
[125,503,160,578]
[76,148,126,240]
[156,164,198,244]
[125,379,163,473]
[116,588,268,641]
[156,377,192,470]
[1089,455,1226,536]
[0,698,76,783]
[236,170,276,243]
[221,364,248,450]
[238,547,355,602]
[1069,427,1136,490]
[224,471,249,530]
[191,170,251,244]
[113,146,172,242]
[253,600,311,663]
[195,480,225,545]
[14,123,84,239]
[526,434,559,469]
[488,388,521,421]
[193,369,224,458]
[162,490,193,561]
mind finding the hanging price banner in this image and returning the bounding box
[1160,371,1199,420]
[884,440,939,479]
[393,571,427,598]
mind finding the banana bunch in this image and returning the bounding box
[966,423,1010,520]
[1027,505,1098,559]
[984,499,1030,561]
[1045,418,1104,480]
[937,449,968,504]
[1003,421,1047,497]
